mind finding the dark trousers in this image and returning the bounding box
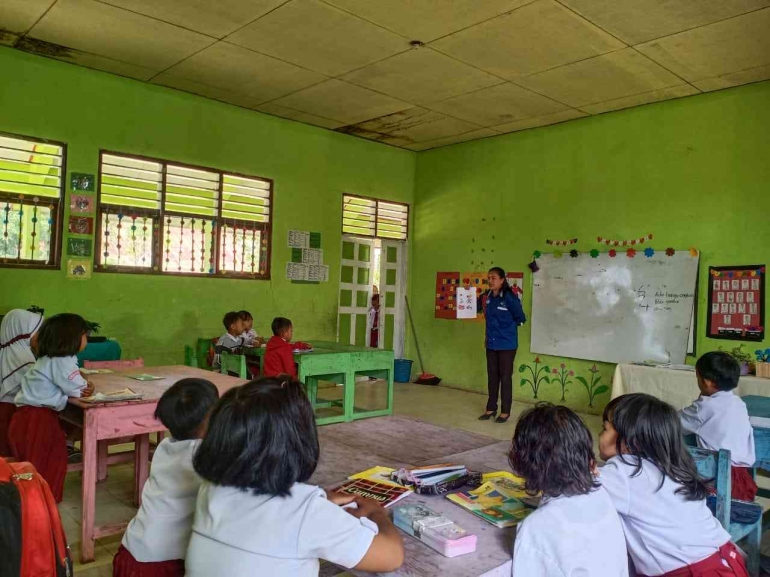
[486,349,516,414]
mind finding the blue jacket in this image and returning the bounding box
[480,290,526,351]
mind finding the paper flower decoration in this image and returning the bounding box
[609,249,617,258]
[590,249,599,258]
[553,250,563,259]
[644,247,654,258]
[689,246,698,257]
[533,250,541,258]
[626,248,636,258]
[665,247,675,256]
[570,249,579,258]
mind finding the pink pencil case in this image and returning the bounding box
[393,504,477,558]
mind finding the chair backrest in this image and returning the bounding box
[184,345,197,368]
[220,352,247,379]
[84,358,144,370]
[686,445,731,529]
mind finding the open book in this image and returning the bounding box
[80,388,144,403]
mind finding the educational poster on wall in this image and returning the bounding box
[286,230,327,283]
[67,237,92,257]
[435,270,524,320]
[435,272,460,319]
[706,265,765,341]
[67,258,92,280]
[69,194,94,214]
[68,215,93,235]
[70,172,95,192]
[456,287,477,319]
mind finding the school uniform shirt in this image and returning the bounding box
[512,487,628,577]
[0,309,43,404]
[240,329,259,347]
[14,355,87,411]
[122,437,202,562]
[186,482,378,577]
[599,456,730,576]
[479,291,526,350]
[679,390,756,467]
[263,336,297,378]
[213,332,243,369]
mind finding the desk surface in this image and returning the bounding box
[71,365,247,409]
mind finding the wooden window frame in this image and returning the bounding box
[95,150,273,280]
[342,193,409,240]
[0,131,66,271]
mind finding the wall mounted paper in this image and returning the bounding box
[303,248,323,265]
[286,262,308,281]
[288,230,309,248]
[307,265,328,282]
[456,287,477,319]
[69,194,94,214]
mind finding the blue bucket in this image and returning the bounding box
[394,359,413,383]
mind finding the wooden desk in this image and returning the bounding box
[62,366,247,563]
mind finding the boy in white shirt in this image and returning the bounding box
[114,377,219,577]
[213,311,244,370]
[679,351,756,501]
[510,403,627,576]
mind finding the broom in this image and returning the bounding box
[405,296,442,386]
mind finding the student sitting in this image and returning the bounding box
[0,309,44,456]
[8,314,93,502]
[510,403,627,576]
[679,351,756,501]
[185,377,404,577]
[600,394,747,577]
[114,377,219,577]
[213,311,244,370]
[238,310,263,347]
[263,317,297,378]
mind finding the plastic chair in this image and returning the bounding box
[220,352,247,379]
[84,358,144,370]
[184,345,197,367]
[688,446,762,576]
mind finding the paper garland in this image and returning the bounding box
[710,267,765,278]
[546,238,578,246]
[596,233,653,247]
[533,246,697,260]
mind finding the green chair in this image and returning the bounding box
[184,345,197,367]
[220,352,248,379]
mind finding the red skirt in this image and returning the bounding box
[640,542,748,577]
[731,467,757,502]
[8,406,67,503]
[0,402,17,456]
[113,545,185,577]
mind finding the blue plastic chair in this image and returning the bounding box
[687,445,762,577]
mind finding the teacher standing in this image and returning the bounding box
[477,267,526,423]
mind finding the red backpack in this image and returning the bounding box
[0,458,73,577]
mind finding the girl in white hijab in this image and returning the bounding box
[0,309,43,455]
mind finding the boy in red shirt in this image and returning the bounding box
[263,317,297,378]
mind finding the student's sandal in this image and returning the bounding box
[478,411,497,421]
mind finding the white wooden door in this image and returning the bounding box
[337,235,375,346]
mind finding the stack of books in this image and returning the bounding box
[390,464,482,495]
[446,474,539,528]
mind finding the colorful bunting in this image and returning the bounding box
[597,233,653,247]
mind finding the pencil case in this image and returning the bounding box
[393,504,477,558]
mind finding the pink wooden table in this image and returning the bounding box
[61,365,247,563]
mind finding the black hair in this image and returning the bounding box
[154,378,219,441]
[509,403,599,498]
[488,266,512,297]
[238,310,253,321]
[603,393,708,501]
[371,294,380,302]
[222,311,241,331]
[271,317,292,336]
[193,377,318,497]
[696,351,740,391]
[36,313,89,358]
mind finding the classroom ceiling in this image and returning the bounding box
[2,0,769,151]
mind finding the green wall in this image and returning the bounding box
[411,81,770,413]
[0,47,415,366]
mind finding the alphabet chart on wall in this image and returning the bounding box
[707,265,765,341]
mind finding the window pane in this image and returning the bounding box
[165,165,219,218]
[222,174,270,223]
[100,154,162,210]
[219,222,264,275]
[161,215,216,274]
[0,201,53,262]
[342,195,376,237]
[100,212,155,269]
[0,136,63,199]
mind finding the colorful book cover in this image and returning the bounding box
[347,466,401,487]
[335,478,412,508]
[446,477,535,528]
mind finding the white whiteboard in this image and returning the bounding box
[531,253,699,364]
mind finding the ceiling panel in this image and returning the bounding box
[636,9,770,82]
[322,0,536,42]
[0,31,20,46]
[431,0,625,80]
[96,0,288,39]
[0,0,55,34]
[337,107,481,144]
[404,128,500,151]
[693,63,770,92]
[515,48,685,107]
[427,82,569,126]
[580,84,700,115]
[160,42,326,104]
[57,49,157,80]
[256,102,344,129]
[226,0,409,76]
[28,0,214,70]
[493,109,587,133]
[152,73,265,108]
[271,79,413,124]
[560,0,770,45]
[341,47,503,105]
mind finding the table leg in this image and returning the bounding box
[80,410,98,563]
[134,434,150,507]
[386,366,394,415]
[97,440,108,482]
[344,368,356,421]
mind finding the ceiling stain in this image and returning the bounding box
[15,37,75,59]
[336,108,450,144]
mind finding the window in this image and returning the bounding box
[0,133,65,269]
[96,152,272,278]
[342,194,408,240]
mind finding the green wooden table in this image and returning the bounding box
[244,341,394,425]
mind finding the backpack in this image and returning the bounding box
[0,458,73,577]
